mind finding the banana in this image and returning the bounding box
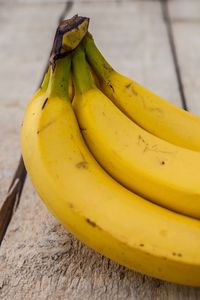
[83,34,200,152]
[72,46,200,219]
[21,54,200,286]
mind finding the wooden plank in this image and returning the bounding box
[169,0,200,113]
[1,0,200,299]
[1,0,122,3]
[169,0,200,21]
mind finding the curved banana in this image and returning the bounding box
[83,34,200,152]
[72,46,200,219]
[21,55,200,286]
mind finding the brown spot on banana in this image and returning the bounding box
[172,252,183,257]
[86,218,97,227]
[125,82,138,96]
[80,127,87,132]
[109,83,115,93]
[76,161,88,169]
[160,229,167,236]
[41,98,49,110]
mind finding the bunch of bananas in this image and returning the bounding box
[21,16,200,286]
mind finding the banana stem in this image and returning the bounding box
[83,34,113,82]
[48,55,71,99]
[72,45,95,94]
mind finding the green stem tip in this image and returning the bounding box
[72,44,95,94]
[83,33,113,82]
[48,54,71,100]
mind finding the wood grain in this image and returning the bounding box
[0,1,200,299]
[169,0,200,113]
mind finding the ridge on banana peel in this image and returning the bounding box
[72,46,200,219]
[83,34,200,152]
[21,54,200,287]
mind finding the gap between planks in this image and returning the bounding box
[161,0,188,111]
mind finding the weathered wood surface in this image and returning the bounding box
[0,0,200,299]
[169,0,200,112]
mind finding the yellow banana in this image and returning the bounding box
[21,54,200,286]
[72,46,200,219]
[83,34,200,152]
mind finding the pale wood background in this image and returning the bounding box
[1,0,200,299]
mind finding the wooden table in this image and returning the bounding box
[1,0,200,299]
